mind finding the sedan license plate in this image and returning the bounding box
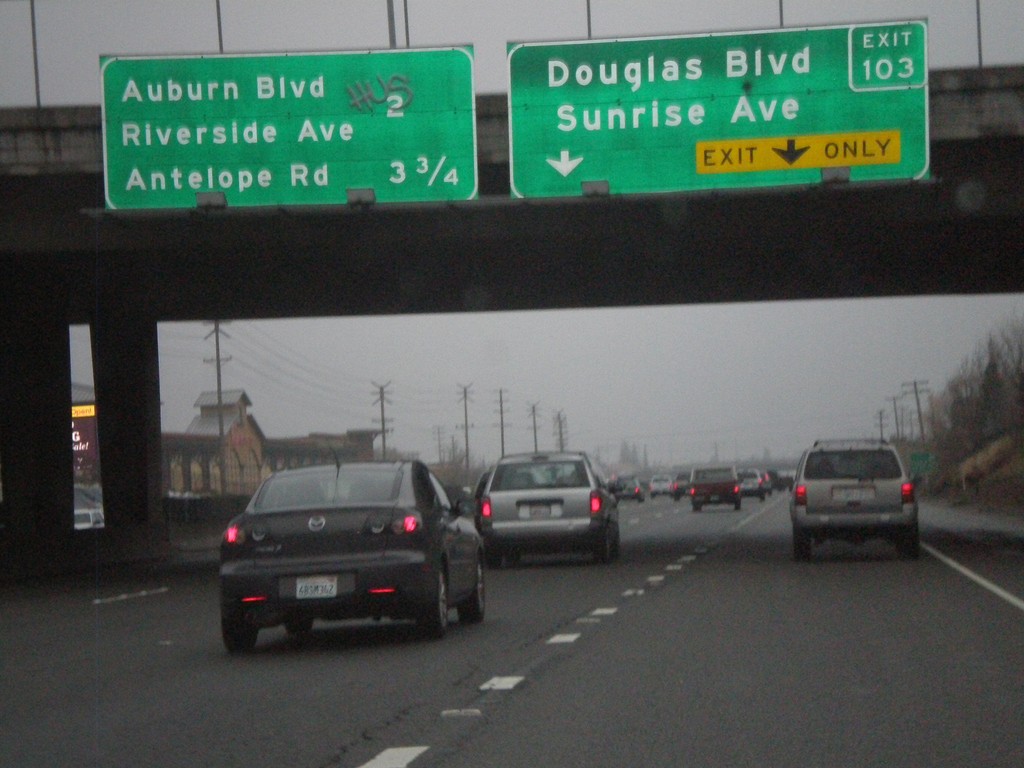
[832,486,875,502]
[296,575,338,599]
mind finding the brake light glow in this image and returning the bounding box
[369,587,397,595]
[481,497,492,518]
[224,525,244,544]
[794,485,808,505]
[733,485,740,495]
[391,515,420,534]
[241,595,266,603]
[590,491,603,514]
[901,482,915,504]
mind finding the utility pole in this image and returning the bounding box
[528,402,540,451]
[372,381,392,460]
[203,320,231,494]
[433,426,445,464]
[458,383,473,475]
[496,388,508,457]
[877,409,887,441]
[887,395,902,440]
[553,410,567,451]
[902,380,930,442]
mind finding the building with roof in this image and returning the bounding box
[161,390,378,497]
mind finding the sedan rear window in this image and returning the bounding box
[803,450,902,480]
[489,461,589,491]
[253,466,401,512]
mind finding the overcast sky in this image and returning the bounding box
[46,1,1022,469]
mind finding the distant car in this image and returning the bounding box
[612,475,645,502]
[73,484,105,530]
[479,452,619,566]
[766,469,786,492]
[648,474,673,498]
[688,466,742,511]
[790,439,919,561]
[672,472,691,500]
[738,468,767,500]
[219,461,485,652]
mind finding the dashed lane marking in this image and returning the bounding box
[92,587,169,605]
[548,633,581,644]
[591,607,618,616]
[479,676,524,691]
[357,747,429,768]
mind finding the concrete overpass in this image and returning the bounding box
[1,66,1022,576]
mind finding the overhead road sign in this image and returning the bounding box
[101,47,477,209]
[507,21,927,198]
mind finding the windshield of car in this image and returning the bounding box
[489,460,589,491]
[252,466,401,512]
[802,450,902,480]
[692,468,734,482]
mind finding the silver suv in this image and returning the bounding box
[479,452,619,566]
[790,439,919,560]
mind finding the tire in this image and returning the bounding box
[758,492,765,502]
[692,503,702,512]
[456,557,486,624]
[792,528,812,562]
[610,522,621,561]
[895,525,920,560]
[484,547,503,569]
[417,568,449,639]
[593,525,614,564]
[222,612,258,653]
[734,498,742,510]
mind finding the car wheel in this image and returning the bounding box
[418,568,449,639]
[221,612,258,653]
[792,528,812,561]
[610,522,621,561]
[895,525,920,560]
[692,502,702,512]
[758,492,765,501]
[484,546,503,569]
[734,498,742,510]
[457,557,486,624]
[284,617,313,636]
[593,525,614,564]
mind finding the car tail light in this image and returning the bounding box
[901,482,915,504]
[689,487,696,496]
[369,587,397,595]
[241,595,267,603]
[733,485,740,495]
[590,491,603,514]
[224,525,245,544]
[794,485,808,505]
[391,514,421,534]
[481,497,492,518]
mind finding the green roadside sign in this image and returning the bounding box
[101,48,477,209]
[507,21,928,198]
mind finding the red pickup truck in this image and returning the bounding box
[688,466,742,511]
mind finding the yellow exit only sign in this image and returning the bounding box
[697,130,901,174]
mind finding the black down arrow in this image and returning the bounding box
[773,139,810,165]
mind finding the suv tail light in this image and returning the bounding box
[794,485,808,506]
[901,482,915,504]
[224,525,245,544]
[391,514,421,534]
[481,497,492,518]
[590,491,603,515]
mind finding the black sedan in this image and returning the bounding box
[219,461,485,652]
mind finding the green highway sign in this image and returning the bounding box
[507,21,928,198]
[101,48,477,209]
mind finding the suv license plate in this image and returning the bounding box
[296,575,338,599]
[529,504,551,518]
[832,487,875,502]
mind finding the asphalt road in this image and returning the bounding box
[3,493,1023,768]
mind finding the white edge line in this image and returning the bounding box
[923,542,1024,613]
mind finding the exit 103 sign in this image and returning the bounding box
[507,20,928,198]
